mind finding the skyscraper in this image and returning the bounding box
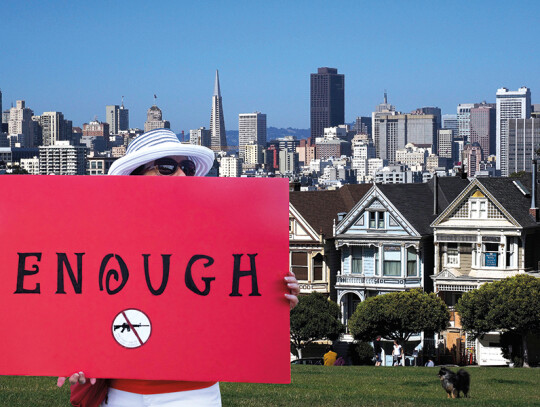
[442,114,458,136]
[413,107,441,130]
[8,100,34,147]
[470,103,496,159]
[238,112,266,160]
[210,70,227,152]
[39,111,67,146]
[457,103,475,142]
[508,118,540,174]
[144,104,170,133]
[106,102,129,135]
[496,87,531,175]
[310,67,344,142]
[372,92,396,157]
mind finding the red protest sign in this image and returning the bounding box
[0,175,290,383]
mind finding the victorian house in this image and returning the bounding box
[431,174,540,365]
[333,177,468,329]
[289,185,371,301]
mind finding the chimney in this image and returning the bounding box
[530,159,539,221]
[433,173,438,216]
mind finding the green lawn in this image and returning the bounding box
[0,366,538,406]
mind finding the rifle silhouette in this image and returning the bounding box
[114,322,149,333]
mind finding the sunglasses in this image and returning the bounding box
[146,157,196,176]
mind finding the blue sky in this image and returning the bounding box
[1,1,539,133]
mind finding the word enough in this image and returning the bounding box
[14,252,261,297]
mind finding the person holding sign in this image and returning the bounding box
[57,128,300,406]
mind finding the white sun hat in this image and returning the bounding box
[108,128,215,176]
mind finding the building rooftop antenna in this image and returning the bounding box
[121,95,124,108]
[153,94,157,106]
[384,89,388,104]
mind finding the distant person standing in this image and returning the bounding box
[392,340,403,366]
[324,346,337,366]
[373,336,382,366]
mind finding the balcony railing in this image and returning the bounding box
[336,274,422,287]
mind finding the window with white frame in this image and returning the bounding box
[374,249,380,276]
[482,243,499,267]
[407,247,418,277]
[383,246,401,276]
[470,199,487,219]
[445,243,459,266]
[368,211,385,229]
[351,246,363,274]
[291,252,308,280]
[505,237,518,268]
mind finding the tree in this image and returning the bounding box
[348,289,450,345]
[456,274,540,367]
[290,292,344,358]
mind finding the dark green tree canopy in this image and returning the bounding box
[348,289,449,343]
[456,274,540,367]
[456,274,540,337]
[290,292,344,356]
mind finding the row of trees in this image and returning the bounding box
[291,275,540,366]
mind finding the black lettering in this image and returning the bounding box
[14,252,42,294]
[56,252,85,294]
[99,254,129,295]
[185,255,215,296]
[143,254,171,295]
[230,254,260,297]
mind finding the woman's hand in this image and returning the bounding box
[57,372,96,387]
[284,270,300,309]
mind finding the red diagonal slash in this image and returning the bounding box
[121,311,144,346]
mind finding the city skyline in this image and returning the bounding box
[1,1,539,132]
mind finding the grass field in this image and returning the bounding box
[0,366,538,406]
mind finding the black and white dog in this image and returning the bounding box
[438,367,470,399]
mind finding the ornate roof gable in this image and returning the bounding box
[431,179,520,228]
[335,186,420,237]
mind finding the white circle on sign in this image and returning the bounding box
[112,309,152,349]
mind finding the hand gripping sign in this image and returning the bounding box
[0,175,290,383]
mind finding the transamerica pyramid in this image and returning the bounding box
[210,70,227,152]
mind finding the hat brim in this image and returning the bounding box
[108,142,215,176]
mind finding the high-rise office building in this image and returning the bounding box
[507,118,540,174]
[353,116,372,136]
[238,112,266,160]
[8,100,34,147]
[372,92,396,157]
[442,114,458,136]
[39,112,68,146]
[190,127,211,147]
[457,103,475,142]
[496,87,531,175]
[210,70,227,152]
[437,129,454,161]
[463,143,482,177]
[412,107,441,130]
[376,113,436,162]
[144,104,170,133]
[470,103,496,159]
[106,102,129,135]
[406,114,437,152]
[310,67,344,142]
[378,114,407,163]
